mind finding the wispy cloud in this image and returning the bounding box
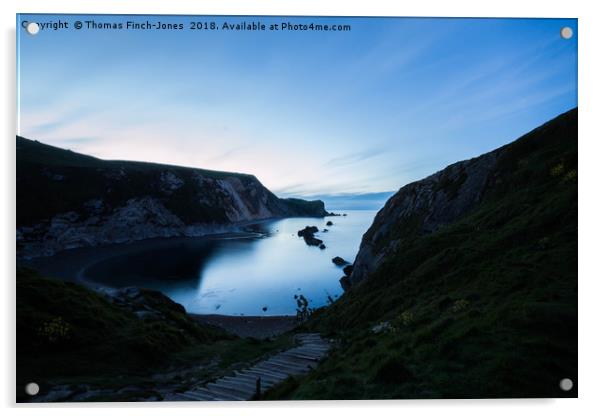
[324,148,386,167]
[203,147,245,164]
[17,16,577,197]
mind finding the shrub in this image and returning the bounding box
[563,169,577,182]
[400,311,414,326]
[550,162,565,177]
[451,299,470,313]
[37,316,71,345]
[295,294,313,322]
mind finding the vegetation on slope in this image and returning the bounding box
[265,109,578,399]
[16,268,294,402]
[16,136,327,229]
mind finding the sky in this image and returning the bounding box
[17,15,577,198]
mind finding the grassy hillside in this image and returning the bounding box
[17,137,250,227]
[16,268,293,402]
[16,136,327,229]
[266,109,578,399]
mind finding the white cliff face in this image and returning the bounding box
[193,173,278,222]
[344,151,499,289]
[217,177,273,222]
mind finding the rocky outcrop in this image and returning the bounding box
[345,144,498,288]
[331,256,349,266]
[345,108,578,289]
[16,136,329,258]
[343,265,353,277]
[297,226,323,247]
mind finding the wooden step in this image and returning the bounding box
[288,349,326,359]
[176,389,217,401]
[295,346,329,354]
[272,352,318,365]
[286,349,323,359]
[280,351,322,361]
[299,341,329,347]
[263,358,311,373]
[256,360,311,375]
[222,373,262,384]
[297,339,329,346]
[239,370,285,386]
[204,384,249,401]
[243,367,290,382]
[246,366,291,381]
[213,378,257,395]
[296,333,321,338]
[227,374,276,388]
[297,338,322,343]
[171,333,331,401]
[267,356,315,371]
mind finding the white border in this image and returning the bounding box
[2,1,601,415]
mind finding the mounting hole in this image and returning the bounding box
[560,27,573,40]
[25,382,39,396]
[26,22,40,35]
[559,378,573,391]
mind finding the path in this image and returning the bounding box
[169,333,330,401]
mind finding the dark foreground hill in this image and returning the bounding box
[17,268,297,402]
[266,108,578,399]
[16,137,328,257]
[16,267,225,401]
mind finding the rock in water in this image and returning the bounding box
[304,235,323,246]
[297,226,323,246]
[326,221,333,226]
[339,275,351,291]
[332,256,349,266]
[297,226,319,237]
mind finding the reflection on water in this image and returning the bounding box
[26,210,376,316]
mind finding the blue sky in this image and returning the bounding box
[17,15,577,197]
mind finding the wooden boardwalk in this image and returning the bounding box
[170,333,330,401]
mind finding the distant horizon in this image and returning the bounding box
[18,15,577,197]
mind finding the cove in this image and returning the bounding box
[25,210,377,316]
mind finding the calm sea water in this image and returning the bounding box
[27,210,376,316]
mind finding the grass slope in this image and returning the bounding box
[16,268,294,402]
[17,136,326,228]
[266,109,578,399]
[16,136,253,227]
